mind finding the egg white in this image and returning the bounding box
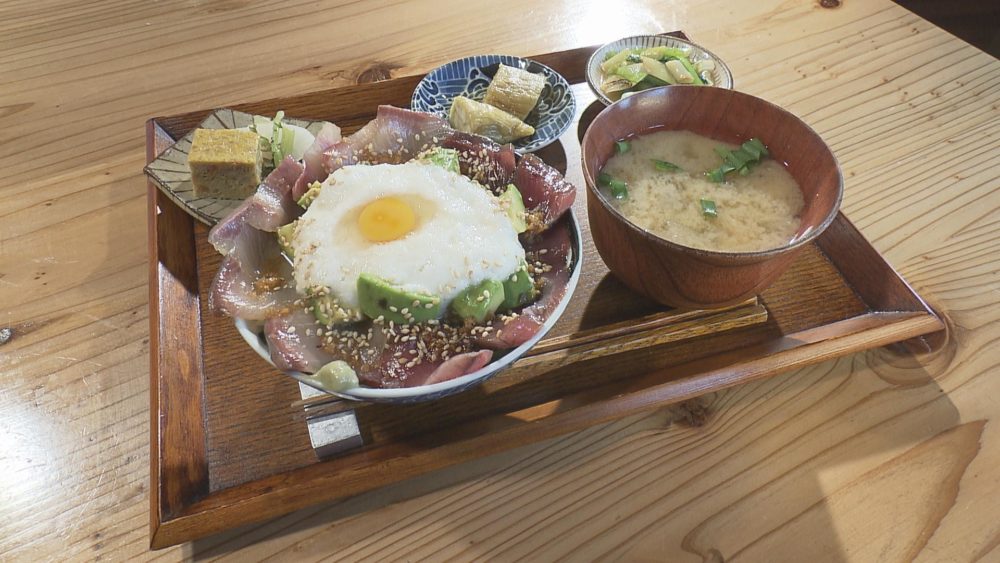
[291,162,525,311]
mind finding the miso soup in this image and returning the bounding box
[599,130,804,252]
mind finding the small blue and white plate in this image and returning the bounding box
[411,54,576,154]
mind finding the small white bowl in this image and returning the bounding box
[586,35,733,106]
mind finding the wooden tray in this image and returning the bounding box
[146,36,945,549]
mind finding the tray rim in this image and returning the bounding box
[146,36,945,549]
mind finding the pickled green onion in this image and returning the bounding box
[610,179,628,199]
[700,198,717,217]
[706,138,768,182]
[653,159,681,172]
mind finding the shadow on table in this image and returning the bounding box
[183,339,960,561]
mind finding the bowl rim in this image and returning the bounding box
[235,210,585,403]
[585,34,735,106]
[409,53,576,153]
[581,86,844,260]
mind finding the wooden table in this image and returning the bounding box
[1,0,997,560]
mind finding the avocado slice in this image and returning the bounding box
[450,279,505,323]
[297,181,322,208]
[500,263,536,311]
[418,147,460,174]
[499,184,527,233]
[276,221,296,258]
[357,273,441,325]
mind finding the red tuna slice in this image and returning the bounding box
[359,334,494,389]
[264,308,334,373]
[439,131,517,193]
[405,349,494,387]
[476,219,573,349]
[296,106,452,199]
[513,153,577,229]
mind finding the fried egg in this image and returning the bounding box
[291,161,525,310]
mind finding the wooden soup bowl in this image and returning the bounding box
[581,86,843,309]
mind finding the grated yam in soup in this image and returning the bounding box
[600,130,804,252]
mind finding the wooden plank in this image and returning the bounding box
[150,311,941,548]
[145,120,210,542]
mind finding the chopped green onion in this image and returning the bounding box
[742,138,769,159]
[270,110,287,163]
[610,179,628,199]
[652,159,681,172]
[700,198,717,217]
[597,172,613,186]
[706,138,769,182]
[705,169,726,183]
[615,140,631,154]
[625,53,643,63]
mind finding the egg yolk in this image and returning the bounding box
[358,196,416,242]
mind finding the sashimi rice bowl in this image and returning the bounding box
[204,106,581,402]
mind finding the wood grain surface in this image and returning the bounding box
[0,0,997,561]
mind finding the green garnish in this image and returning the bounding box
[653,159,681,172]
[705,168,726,183]
[609,179,628,199]
[615,140,631,154]
[700,198,718,217]
[598,171,628,199]
[625,53,643,64]
[705,137,769,182]
[741,138,768,160]
[250,111,292,168]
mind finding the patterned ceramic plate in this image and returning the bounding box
[410,54,576,154]
[143,108,327,226]
[586,35,734,106]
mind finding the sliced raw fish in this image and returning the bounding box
[290,122,342,200]
[513,153,576,229]
[263,308,334,373]
[476,219,573,349]
[208,227,297,320]
[297,106,451,199]
[439,131,517,193]
[207,156,304,256]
